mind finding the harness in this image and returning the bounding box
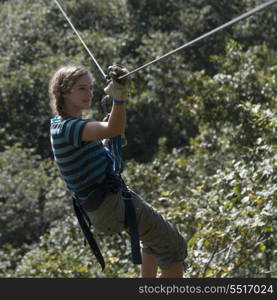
[53,0,277,272]
[71,98,141,271]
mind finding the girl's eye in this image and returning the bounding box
[79,86,93,91]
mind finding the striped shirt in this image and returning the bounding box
[50,116,110,196]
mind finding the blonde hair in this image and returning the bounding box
[49,66,94,117]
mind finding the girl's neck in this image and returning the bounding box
[63,108,82,119]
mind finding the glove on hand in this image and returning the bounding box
[104,65,129,101]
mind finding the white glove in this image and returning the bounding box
[104,65,129,101]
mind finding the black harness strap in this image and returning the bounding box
[123,189,142,264]
[72,194,105,271]
[72,174,141,270]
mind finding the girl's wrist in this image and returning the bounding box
[113,98,127,105]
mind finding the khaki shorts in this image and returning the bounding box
[86,189,187,269]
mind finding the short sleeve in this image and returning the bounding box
[63,118,88,147]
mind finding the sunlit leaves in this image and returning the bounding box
[0,0,276,278]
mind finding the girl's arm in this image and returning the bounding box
[81,65,128,141]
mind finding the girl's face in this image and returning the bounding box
[63,74,93,115]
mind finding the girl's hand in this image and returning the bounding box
[104,65,129,101]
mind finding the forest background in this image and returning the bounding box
[0,0,276,278]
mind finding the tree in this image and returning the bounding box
[0,144,70,247]
[0,0,276,278]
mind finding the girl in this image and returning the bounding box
[49,65,187,277]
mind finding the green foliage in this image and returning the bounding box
[0,0,125,157]
[0,0,276,278]
[9,216,140,278]
[123,124,276,277]
[0,144,69,247]
[1,0,276,160]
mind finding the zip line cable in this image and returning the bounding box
[53,0,107,79]
[118,0,277,79]
[53,0,277,80]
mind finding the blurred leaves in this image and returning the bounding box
[0,0,276,278]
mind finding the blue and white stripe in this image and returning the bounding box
[50,117,109,192]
